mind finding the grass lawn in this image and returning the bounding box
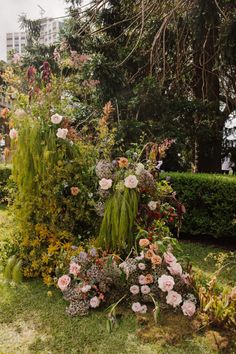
[0,207,235,353]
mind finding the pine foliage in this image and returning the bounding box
[97,188,138,251]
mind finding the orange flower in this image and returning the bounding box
[118,157,129,168]
[144,249,155,259]
[1,107,9,118]
[151,255,162,266]
[145,274,154,284]
[149,243,158,252]
[139,239,150,248]
[71,186,80,196]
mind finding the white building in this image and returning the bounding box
[6,32,27,60]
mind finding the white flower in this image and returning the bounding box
[81,285,92,293]
[166,290,182,308]
[51,113,63,124]
[90,296,100,308]
[141,285,151,294]
[135,163,145,175]
[130,285,140,295]
[56,128,68,139]
[124,175,138,189]
[9,128,18,140]
[138,262,146,270]
[99,178,113,190]
[132,302,142,312]
[148,201,157,211]
[140,305,147,314]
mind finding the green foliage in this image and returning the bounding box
[163,173,236,239]
[97,188,138,251]
[0,165,12,204]
[3,255,23,283]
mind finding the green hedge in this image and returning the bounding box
[162,172,236,239]
[0,165,12,204]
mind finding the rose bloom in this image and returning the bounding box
[51,113,63,124]
[151,255,162,266]
[163,252,177,265]
[90,296,100,308]
[130,285,140,295]
[124,175,138,189]
[158,274,175,292]
[141,285,151,295]
[138,275,147,285]
[69,262,81,276]
[166,290,182,308]
[81,284,92,293]
[118,157,129,168]
[181,300,196,317]
[138,262,146,270]
[140,304,147,314]
[181,273,191,285]
[145,249,155,259]
[132,302,142,313]
[139,239,150,248]
[99,178,113,190]
[145,274,154,284]
[57,275,71,291]
[71,186,80,196]
[56,128,68,139]
[167,262,182,276]
[230,287,236,301]
[9,128,18,140]
[148,201,157,211]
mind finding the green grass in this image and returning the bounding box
[0,207,235,353]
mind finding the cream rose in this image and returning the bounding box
[51,113,63,124]
[56,128,68,139]
[158,274,175,292]
[181,300,196,316]
[99,178,113,190]
[148,201,157,211]
[124,175,138,189]
[166,290,182,308]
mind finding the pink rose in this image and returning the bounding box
[166,291,182,308]
[9,128,18,140]
[158,274,175,292]
[141,285,151,295]
[167,262,182,276]
[138,262,146,270]
[99,178,112,190]
[56,128,68,139]
[51,113,63,124]
[57,275,71,291]
[132,302,142,312]
[140,305,147,314]
[90,296,100,308]
[181,273,191,285]
[138,275,147,285]
[69,262,81,276]
[81,284,92,293]
[130,285,140,295]
[163,252,177,265]
[124,175,138,189]
[139,239,150,248]
[181,300,196,316]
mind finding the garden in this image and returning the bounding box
[0,1,236,353]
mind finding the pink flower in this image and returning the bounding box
[138,275,147,285]
[132,302,142,312]
[163,252,177,265]
[158,274,175,292]
[130,285,140,295]
[181,300,196,316]
[124,175,138,189]
[167,262,182,276]
[81,285,92,293]
[12,53,21,64]
[69,262,81,276]
[138,263,146,270]
[99,178,112,190]
[57,275,71,291]
[71,186,80,196]
[9,128,18,140]
[139,239,150,248]
[140,305,147,314]
[166,291,182,308]
[51,113,63,124]
[181,273,191,285]
[141,285,151,295]
[56,128,68,139]
[90,296,100,308]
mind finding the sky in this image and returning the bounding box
[0,0,67,61]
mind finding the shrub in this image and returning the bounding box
[0,165,12,204]
[162,173,236,239]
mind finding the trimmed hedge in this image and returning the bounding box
[162,172,236,239]
[0,165,12,204]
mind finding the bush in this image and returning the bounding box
[162,173,236,239]
[0,165,12,204]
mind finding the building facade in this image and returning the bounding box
[6,32,27,61]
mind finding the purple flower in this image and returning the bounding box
[89,248,97,257]
[78,251,87,261]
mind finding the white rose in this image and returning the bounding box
[90,296,100,308]
[124,175,138,189]
[81,285,92,293]
[99,178,112,190]
[56,128,68,139]
[51,113,63,124]
[148,201,157,211]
